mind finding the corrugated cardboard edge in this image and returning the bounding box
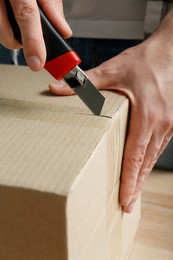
[66,99,131,259]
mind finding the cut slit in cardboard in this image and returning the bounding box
[0,65,140,260]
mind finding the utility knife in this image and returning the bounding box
[5,0,105,116]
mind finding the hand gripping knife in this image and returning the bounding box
[5,0,105,116]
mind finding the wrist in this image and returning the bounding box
[143,8,173,58]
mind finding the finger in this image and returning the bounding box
[122,191,141,213]
[123,127,173,213]
[49,80,75,95]
[48,70,97,96]
[49,56,127,96]
[157,128,173,158]
[10,0,46,71]
[78,58,127,93]
[38,0,72,39]
[0,0,21,48]
[85,56,136,104]
[122,163,151,214]
[119,107,152,207]
[135,127,173,194]
[133,134,160,195]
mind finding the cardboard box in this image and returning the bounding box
[0,65,140,259]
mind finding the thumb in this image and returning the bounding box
[87,59,126,92]
[48,69,99,96]
[49,79,75,95]
[49,57,125,95]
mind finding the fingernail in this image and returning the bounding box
[27,56,41,71]
[50,80,66,89]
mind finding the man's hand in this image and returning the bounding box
[49,9,173,213]
[0,0,72,71]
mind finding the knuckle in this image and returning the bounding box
[157,112,173,129]
[15,3,36,22]
[124,154,144,169]
[148,110,156,122]
[23,37,38,46]
[163,117,173,129]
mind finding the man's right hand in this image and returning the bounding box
[0,0,72,71]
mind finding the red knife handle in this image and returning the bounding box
[5,0,81,79]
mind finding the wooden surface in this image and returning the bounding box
[129,169,173,260]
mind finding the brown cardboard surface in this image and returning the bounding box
[0,65,140,260]
[0,186,67,260]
